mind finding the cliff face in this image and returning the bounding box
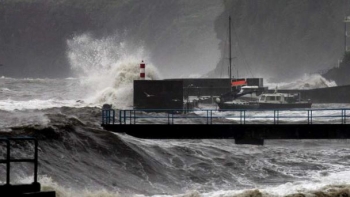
[322,52,350,86]
[213,0,350,82]
[0,0,223,78]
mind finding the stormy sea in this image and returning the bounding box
[0,58,349,197]
[2,0,350,196]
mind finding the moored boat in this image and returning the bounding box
[257,91,312,109]
[215,16,312,111]
[216,90,312,110]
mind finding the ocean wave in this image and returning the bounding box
[266,74,337,90]
[67,34,162,108]
[0,76,61,82]
[0,99,87,111]
[19,177,350,197]
[0,87,14,92]
[2,107,350,196]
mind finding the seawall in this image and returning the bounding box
[273,85,350,103]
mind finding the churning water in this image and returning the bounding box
[0,34,349,197]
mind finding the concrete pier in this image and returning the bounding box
[102,124,350,145]
[102,108,350,145]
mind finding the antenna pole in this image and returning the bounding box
[344,16,350,53]
[229,16,232,89]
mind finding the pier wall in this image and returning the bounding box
[272,85,350,103]
[176,79,350,103]
[133,80,183,109]
[102,124,350,145]
[134,79,350,109]
[166,78,230,97]
[103,108,350,145]
[301,85,350,103]
[166,78,263,97]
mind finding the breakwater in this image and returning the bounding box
[273,85,350,103]
[162,78,350,103]
[102,108,350,145]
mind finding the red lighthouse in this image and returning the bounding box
[140,60,145,80]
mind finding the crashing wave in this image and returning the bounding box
[67,34,162,109]
[266,74,337,90]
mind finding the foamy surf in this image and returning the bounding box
[266,74,337,90]
[0,99,84,111]
[136,171,350,197]
[3,106,350,196]
[33,172,350,197]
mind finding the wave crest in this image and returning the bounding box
[67,34,162,108]
[266,74,337,90]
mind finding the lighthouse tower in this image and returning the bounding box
[140,60,145,80]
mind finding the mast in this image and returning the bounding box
[229,16,232,90]
[345,16,350,53]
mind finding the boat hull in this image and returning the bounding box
[218,102,312,110]
[218,102,259,110]
[258,102,312,109]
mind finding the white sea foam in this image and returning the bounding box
[67,33,162,109]
[196,170,350,197]
[132,171,350,197]
[16,176,122,197]
[0,99,82,111]
[0,87,13,92]
[266,74,337,90]
[10,134,350,197]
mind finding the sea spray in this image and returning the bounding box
[266,74,337,90]
[4,108,350,196]
[37,176,122,197]
[67,33,162,109]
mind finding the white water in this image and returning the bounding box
[24,171,350,197]
[0,74,338,112]
[265,74,337,90]
[0,37,340,113]
[67,33,162,109]
[65,34,338,110]
[0,99,81,111]
[18,145,350,197]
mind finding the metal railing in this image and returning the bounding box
[102,109,115,125]
[0,137,38,185]
[101,108,350,125]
